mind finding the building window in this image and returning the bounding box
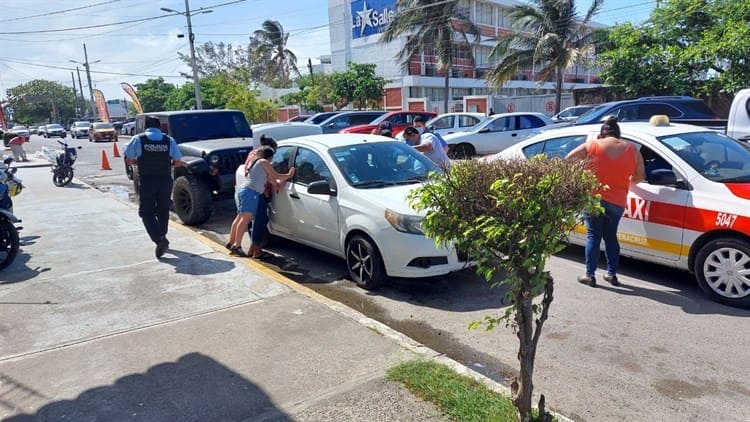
[425,63,438,76]
[477,2,494,25]
[474,88,490,96]
[499,6,511,28]
[457,0,470,18]
[452,88,471,101]
[424,88,445,102]
[452,44,472,60]
[410,87,422,98]
[475,45,492,66]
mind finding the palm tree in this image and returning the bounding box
[487,0,603,114]
[380,0,479,113]
[250,20,299,87]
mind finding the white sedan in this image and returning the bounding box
[442,112,554,158]
[268,134,467,288]
[487,116,750,309]
[426,112,486,137]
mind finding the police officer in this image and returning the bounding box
[124,116,183,258]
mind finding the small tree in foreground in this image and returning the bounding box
[409,157,601,422]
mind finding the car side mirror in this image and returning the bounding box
[647,169,678,186]
[307,180,336,196]
[478,127,490,133]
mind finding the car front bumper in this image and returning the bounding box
[376,229,468,278]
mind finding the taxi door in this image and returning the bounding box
[617,142,690,263]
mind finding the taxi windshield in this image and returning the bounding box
[658,132,750,183]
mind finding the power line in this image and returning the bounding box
[0,0,121,23]
[0,58,184,79]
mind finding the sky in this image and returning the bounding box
[0,0,657,103]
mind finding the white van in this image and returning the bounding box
[727,88,750,142]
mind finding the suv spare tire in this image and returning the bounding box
[172,175,212,225]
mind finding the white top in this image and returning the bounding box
[419,133,451,169]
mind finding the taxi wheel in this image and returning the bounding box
[346,234,386,290]
[695,238,750,309]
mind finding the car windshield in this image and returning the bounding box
[306,112,340,124]
[93,123,113,129]
[657,131,750,183]
[47,124,63,129]
[170,112,252,142]
[573,104,610,124]
[329,141,439,187]
[12,126,26,130]
[75,122,90,127]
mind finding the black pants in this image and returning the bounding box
[138,175,173,244]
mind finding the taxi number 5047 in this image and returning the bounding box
[715,212,738,228]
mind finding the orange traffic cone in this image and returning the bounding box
[112,142,121,158]
[101,150,112,170]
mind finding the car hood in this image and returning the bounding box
[348,183,424,216]
[442,131,476,142]
[340,124,376,134]
[177,137,253,155]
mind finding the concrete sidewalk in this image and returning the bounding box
[0,165,502,421]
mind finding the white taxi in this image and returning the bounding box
[487,116,750,308]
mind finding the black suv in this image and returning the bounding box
[126,110,253,225]
[573,96,720,126]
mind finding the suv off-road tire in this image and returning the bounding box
[172,175,212,226]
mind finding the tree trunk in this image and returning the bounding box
[555,68,563,114]
[444,67,450,114]
[513,277,535,422]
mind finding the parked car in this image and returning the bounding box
[287,114,311,122]
[340,111,438,136]
[304,111,342,125]
[44,124,66,138]
[70,121,91,139]
[37,125,47,137]
[251,122,322,148]
[121,119,136,136]
[426,112,486,136]
[442,112,554,158]
[89,122,118,142]
[28,126,38,135]
[551,105,597,122]
[9,126,30,138]
[268,133,467,288]
[726,88,750,142]
[572,96,721,127]
[486,115,750,309]
[318,111,385,134]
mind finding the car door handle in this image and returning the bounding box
[511,133,518,137]
[289,192,300,199]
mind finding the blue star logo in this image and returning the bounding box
[356,0,375,37]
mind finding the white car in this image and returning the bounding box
[442,112,554,158]
[487,116,750,309]
[268,134,467,288]
[250,122,322,148]
[10,126,30,138]
[426,112,486,137]
[70,121,91,139]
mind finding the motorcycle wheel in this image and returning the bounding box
[53,167,74,187]
[0,218,20,270]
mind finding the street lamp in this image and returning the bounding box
[70,43,101,118]
[161,1,213,110]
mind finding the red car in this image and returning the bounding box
[339,111,437,136]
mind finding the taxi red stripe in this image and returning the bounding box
[621,199,750,235]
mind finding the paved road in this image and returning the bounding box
[17,135,750,421]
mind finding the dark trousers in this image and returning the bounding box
[250,194,268,244]
[138,175,173,244]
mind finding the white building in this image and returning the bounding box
[328,0,602,114]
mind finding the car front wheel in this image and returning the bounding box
[346,234,386,289]
[695,237,750,309]
[448,143,475,160]
[172,175,212,226]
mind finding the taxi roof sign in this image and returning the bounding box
[650,115,670,126]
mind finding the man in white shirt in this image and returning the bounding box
[402,126,451,170]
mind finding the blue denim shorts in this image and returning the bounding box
[237,187,260,213]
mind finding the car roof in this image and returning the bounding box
[537,120,715,140]
[139,109,243,117]
[277,133,394,149]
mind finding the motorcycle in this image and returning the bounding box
[0,156,23,270]
[51,139,82,187]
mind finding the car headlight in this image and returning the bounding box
[209,155,221,166]
[385,208,424,235]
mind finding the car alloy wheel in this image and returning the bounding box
[345,234,385,289]
[449,143,475,160]
[695,238,750,308]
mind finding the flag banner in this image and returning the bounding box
[0,101,7,130]
[92,89,110,122]
[120,82,143,114]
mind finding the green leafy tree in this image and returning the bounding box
[380,0,479,113]
[409,157,601,422]
[249,20,299,88]
[281,73,337,113]
[5,80,76,125]
[331,63,388,109]
[487,0,603,114]
[177,41,253,85]
[133,78,177,112]
[599,0,750,97]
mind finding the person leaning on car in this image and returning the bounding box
[402,126,451,170]
[124,116,184,259]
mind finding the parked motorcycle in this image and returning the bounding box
[0,156,23,270]
[51,139,82,187]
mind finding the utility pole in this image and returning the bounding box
[70,71,79,117]
[76,67,86,117]
[70,44,100,118]
[308,58,314,86]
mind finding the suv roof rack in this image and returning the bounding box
[636,96,696,101]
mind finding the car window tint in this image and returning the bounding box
[271,146,293,173]
[459,115,480,127]
[389,114,407,125]
[615,105,638,121]
[351,114,377,125]
[638,104,681,119]
[432,116,453,129]
[518,115,545,129]
[522,135,587,159]
[658,132,750,181]
[637,143,674,180]
[488,117,512,132]
[293,147,332,186]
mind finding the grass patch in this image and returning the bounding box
[388,360,518,421]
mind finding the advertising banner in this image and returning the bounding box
[0,101,7,130]
[92,89,110,122]
[120,82,143,114]
[351,0,396,39]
